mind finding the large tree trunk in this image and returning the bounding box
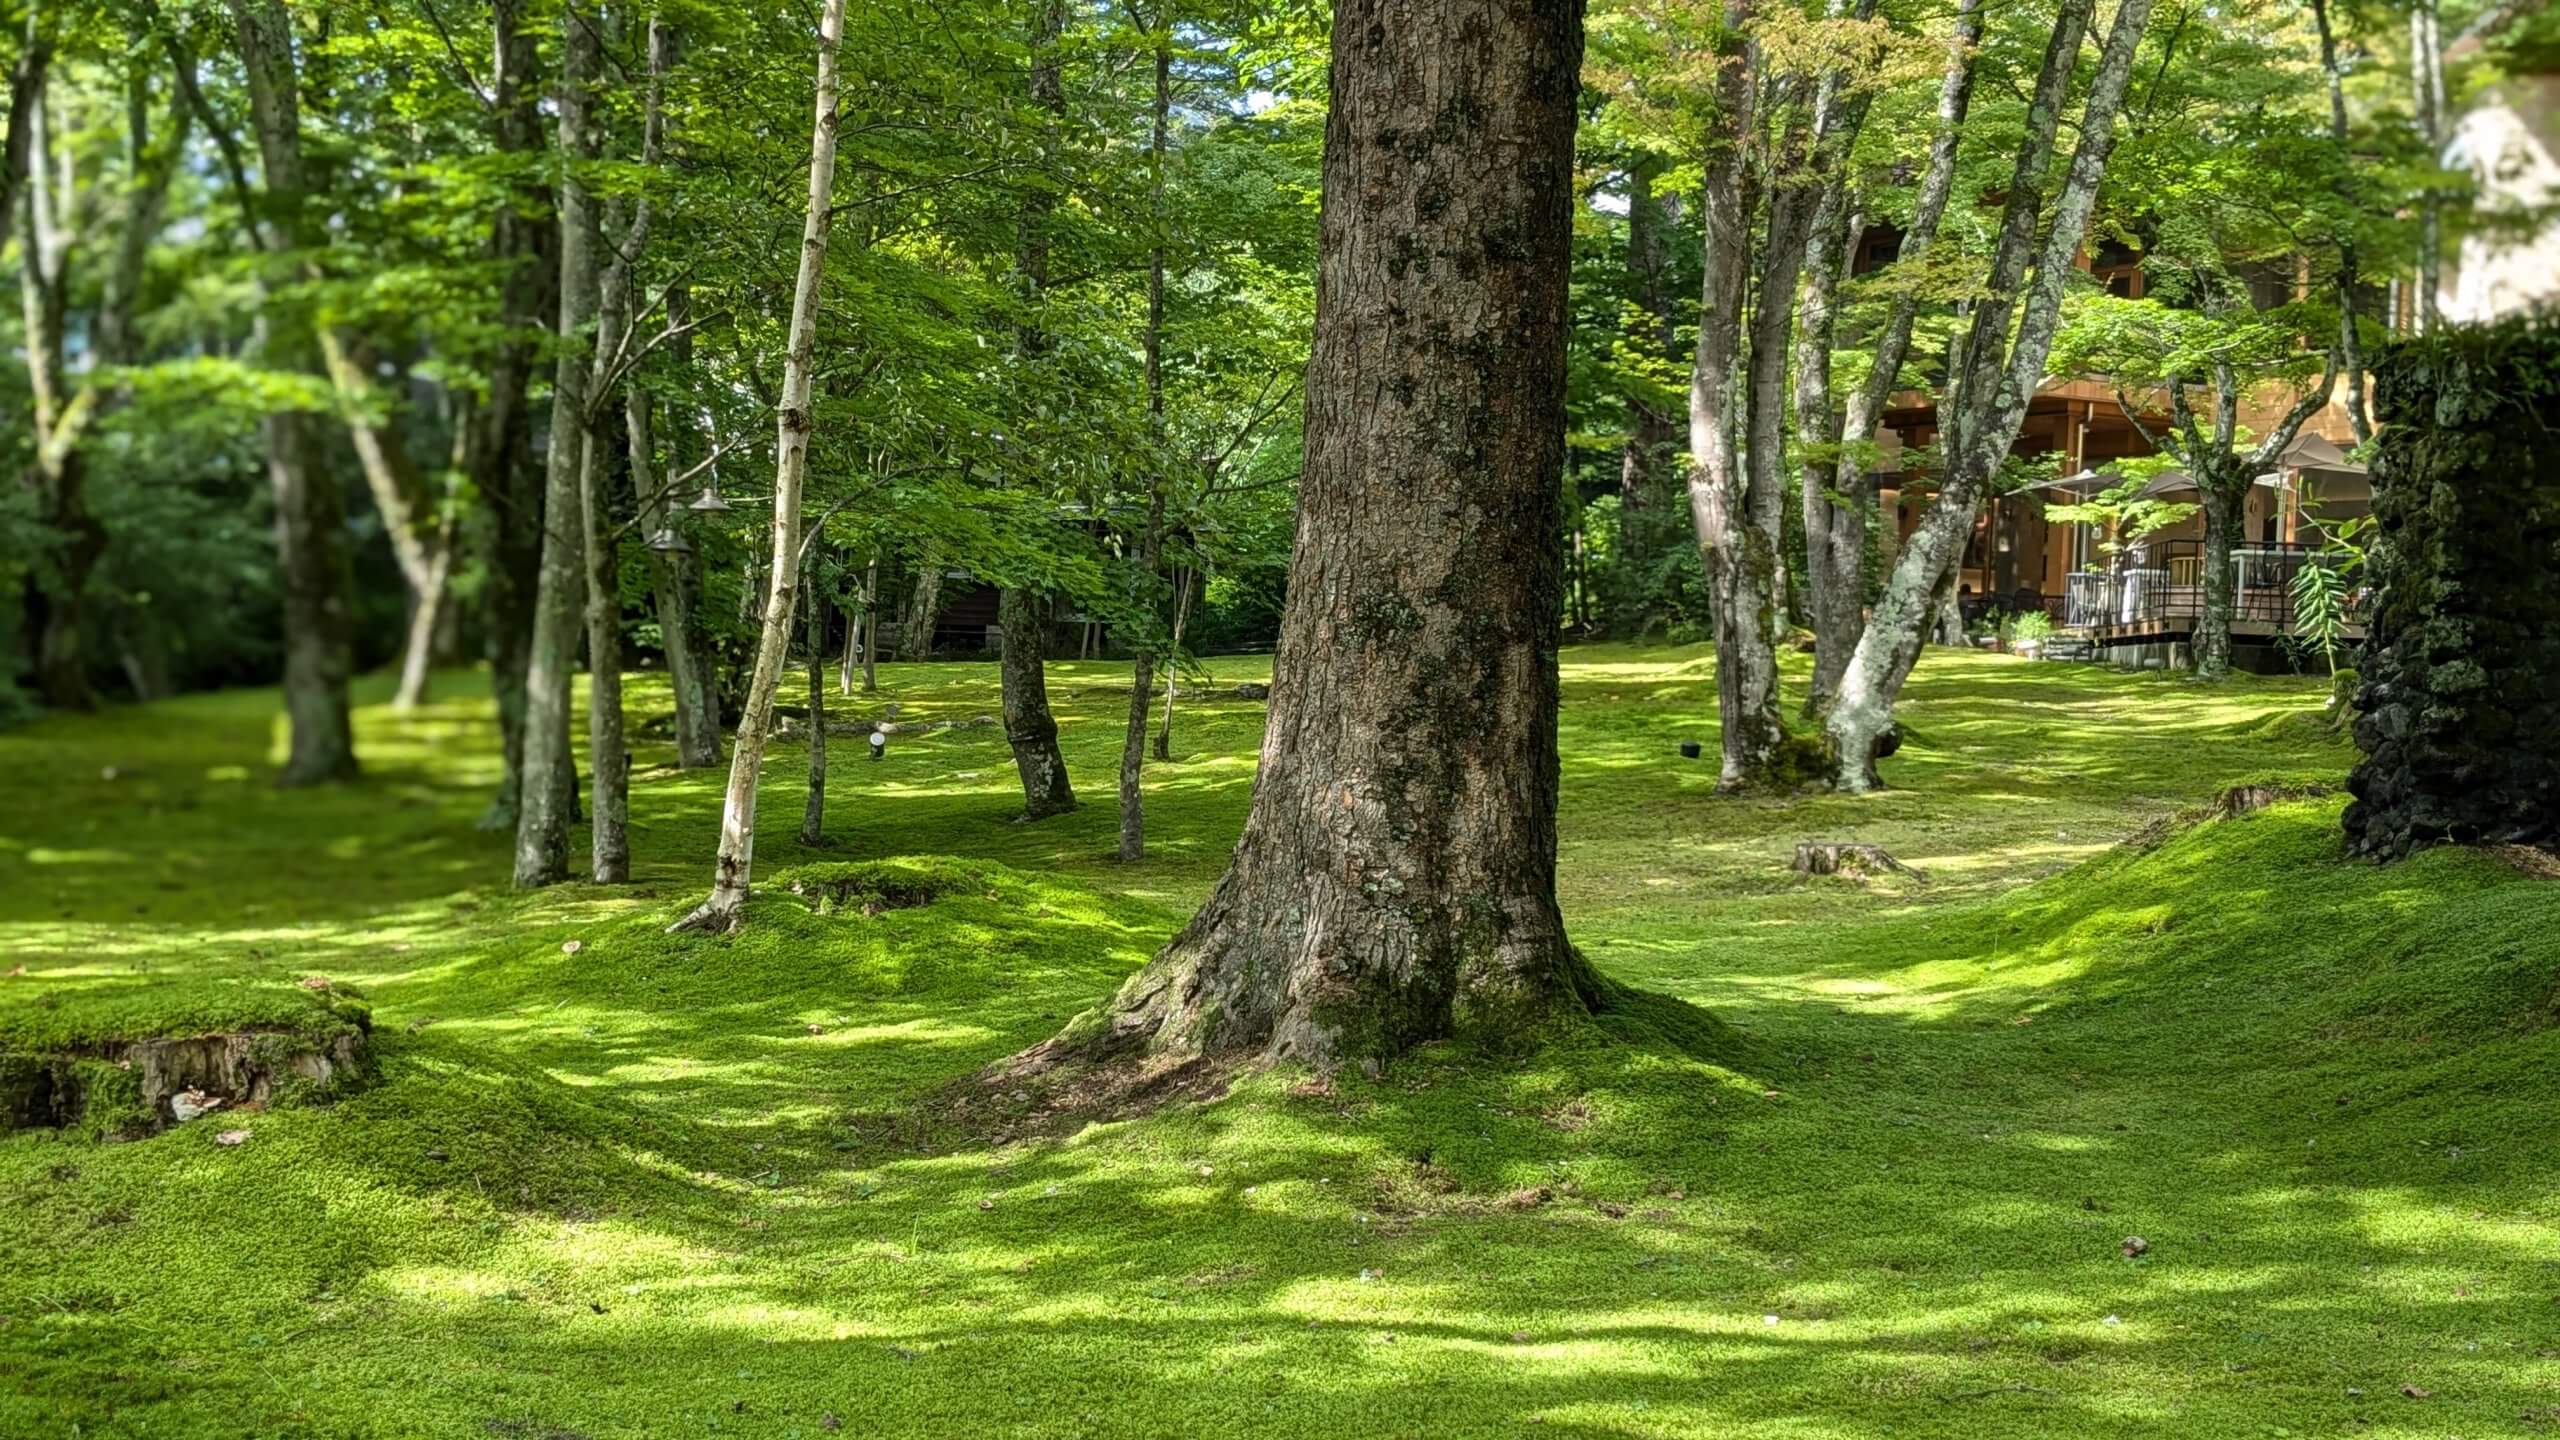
[999,587,1078,819]
[232,0,357,786]
[513,2,602,887]
[670,0,846,933]
[475,0,552,829]
[1825,0,2153,789]
[1021,0,1598,1074]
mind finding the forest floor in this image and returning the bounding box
[3,645,2556,1439]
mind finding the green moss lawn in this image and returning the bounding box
[3,646,2555,1438]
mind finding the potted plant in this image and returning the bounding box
[2002,609,2057,658]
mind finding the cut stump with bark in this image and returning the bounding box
[0,988,371,1141]
[1791,841,1925,883]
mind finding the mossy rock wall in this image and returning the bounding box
[2344,318,2560,860]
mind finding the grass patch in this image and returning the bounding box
[1,648,2553,1437]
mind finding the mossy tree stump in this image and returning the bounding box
[0,979,372,1141]
[2344,319,2560,860]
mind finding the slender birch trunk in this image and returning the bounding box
[2411,0,2445,333]
[513,2,601,887]
[315,331,450,710]
[671,0,846,932]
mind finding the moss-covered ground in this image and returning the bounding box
[2,646,2553,1438]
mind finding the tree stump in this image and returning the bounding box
[1791,841,1924,882]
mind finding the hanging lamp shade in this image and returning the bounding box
[688,484,733,514]
[645,526,692,554]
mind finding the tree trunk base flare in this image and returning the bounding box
[1790,840,1924,882]
[1,1019,370,1141]
[2344,320,2560,862]
[998,588,1077,822]
[668,886,748,936]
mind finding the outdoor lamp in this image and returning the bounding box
[688,484,733,514]
[869,724,888,761]
[645,526,692,555]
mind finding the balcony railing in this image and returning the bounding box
[2063,541,2363,632]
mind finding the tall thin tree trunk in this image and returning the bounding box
[671,0,846,932]
[1618,157,1680,549]
[624,28,721,770]
[1019,0,1599,1074]
[2309,0,2371,445]
[1118,23,1172,863]
[514,1,602,887]
[232,0,357,785]
[860,556,878,692]
[316,332,448,710]
[1685,3,1771,788]
[14,69,103,713]
[1153,566,1192,761]
[1000,0,1077,822]
[476,0,552,829]
[2412,0,2445,333]
[801,556,828,847]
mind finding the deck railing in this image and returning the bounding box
[2062,541,2362,632]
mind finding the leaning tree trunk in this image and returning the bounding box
[1018,0,1600,1074]
[1826,0,2151,790]
[1810,0,1981,711]
[316,332,450,711]
[232,0,357,786]
[999,587,1078,819]
[578,389,628,883]
[670,0,846,933]
[513,1,601,887]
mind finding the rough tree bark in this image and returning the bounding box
[669,0,846,933]
[1806,0,1980,711]
[1826,0,2153,789]
[231,0,358,785]
[1016,0,1601,1074]
[513,1,601,887]
[998,0,1077,823]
